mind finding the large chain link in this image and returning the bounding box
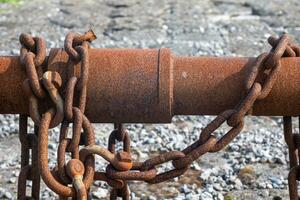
[17,32,300,199]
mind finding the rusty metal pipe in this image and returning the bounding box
[0,48,299,122]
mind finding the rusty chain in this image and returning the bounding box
[18,115,40,199]
[284,116,300,200]
[18,33,48,200]
[16,31,300,199]
[40,30,97,199]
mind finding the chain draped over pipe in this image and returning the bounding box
[16,31,300,199]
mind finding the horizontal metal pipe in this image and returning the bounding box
[174,56,300,117]
[0,48,299,122]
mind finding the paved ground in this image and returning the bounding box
[0,0,300,199]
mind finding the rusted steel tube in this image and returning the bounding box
[0,49,299,122]
[174,56,300,117]
[0,56,27,114]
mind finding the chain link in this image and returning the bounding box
[19,34,46,99]
[284,116,300,200]
[18,115,40,199]
[107,124,131,200]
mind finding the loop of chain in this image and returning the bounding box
[106,162,157,181]
[19,33,46,99]
[169,34,297,175]
[264,34,291,68]
[17,32,299,199]
[22,72,64,129]
[64,33,300,199]
[64,30,96,62]
[38,110,95,198]
[140,151,188,184]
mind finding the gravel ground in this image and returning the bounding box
[0,0,300,199]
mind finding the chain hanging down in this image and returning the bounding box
[18,33,48,200]
[38,30,97,199]
[284,116,300,200]
[18,116,40,199]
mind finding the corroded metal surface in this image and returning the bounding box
[0,50,300,121]
[2,30,300,199]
